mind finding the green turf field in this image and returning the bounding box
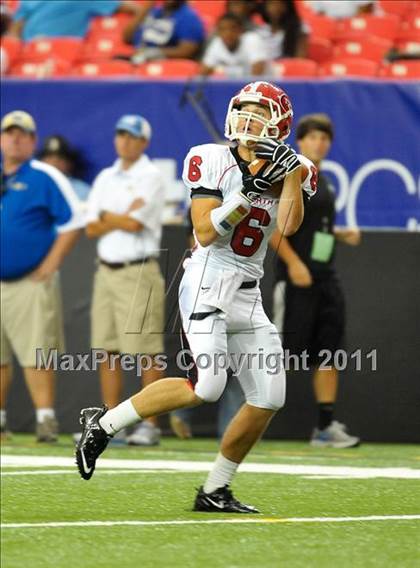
[2,436,419,568]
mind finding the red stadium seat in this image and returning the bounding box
[189,1,225,31]
[9,59,72,78]
[1,36,22,67]
[397,13,420,40]
[379,1,413,17]
[72,60,134,77]
[308,37,333,63]
[320,58,378,77]
[333,37,393,62]
[82,37,134,60]
[272,58,318,77]
[294,0,316,21]
[395,38,420,55]
[22,38,83,64]
[379,60,420,78]
[135,59,200,78]
[335,15,400,41]
[87,13,132,39]
[303,14,337,39]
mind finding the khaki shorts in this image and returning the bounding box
[91,260,165,355]
[1,273,65,367]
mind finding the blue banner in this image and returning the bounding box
[2,79,419,229]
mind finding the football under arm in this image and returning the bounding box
[277,167,304,236]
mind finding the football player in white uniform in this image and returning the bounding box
[76,81,317,513]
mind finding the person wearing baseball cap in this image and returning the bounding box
[84,113,165,446]
[38,135,91,201]
[0,110,84,442]
[1,110,36,134]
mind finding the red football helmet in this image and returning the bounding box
[224,81,293,145]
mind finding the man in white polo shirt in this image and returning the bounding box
[85,114,165,446]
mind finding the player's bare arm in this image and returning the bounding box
[191,197,222,246]
[277,166,304,236]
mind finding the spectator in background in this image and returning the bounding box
[123,1,205,65]
[309,1,375,18]
[0,111,83,442]
[0,3,11,75]
[257,0,309,59]
[8,0,141,41]
[200,13,268,78]
[271,113,361,448]
[1,2,11,36]
[38,136,90,201]
[85,114,165,446]
[225,0,259,31]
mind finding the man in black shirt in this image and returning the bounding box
[271,113,361,448]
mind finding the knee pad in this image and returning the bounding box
[246,369,286,411]
[194,367,228,403]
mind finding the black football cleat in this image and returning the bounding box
[193,485,260,514]
[75,406,112,480]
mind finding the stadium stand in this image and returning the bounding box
[303,14,337,39]
[334,14,400,40]
[189,0,225,32]
[1,35,21,66]
[22,37,83,64]
[72,60,134,77]
[10,58,72,78]
[379,0,416,17]
[135,58,200,78]
[333,36,393,62]
[1,0,419,79]
[87,13,133,40]
[82,36,135,61]
[307,37,333,63]
[379,59,420,77]
[272,57,318,77]
[319,58,379,77]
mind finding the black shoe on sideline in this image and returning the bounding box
[75,406,112,480]
[193,485,260,514]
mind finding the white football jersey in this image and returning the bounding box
[182,143,316,280]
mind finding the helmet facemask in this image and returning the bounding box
[228,107,280,146]
[225,96,291,146]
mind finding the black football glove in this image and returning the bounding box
[240,161,286,202]
[255,139,301,175]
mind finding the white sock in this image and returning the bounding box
[36,408,55,423]
[99,398,141,435]
[0,410,6,429]
[203,452,239,493]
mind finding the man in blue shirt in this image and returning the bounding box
[9,0,141,41]
[123,0,205,64]
[0,110,84,442]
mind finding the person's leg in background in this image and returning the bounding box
[99,355,123,409]
[121,261,166,446]
[23,366,58,442]
[310,278,360,448]
[1,276,63,442]
[0,364,12,438]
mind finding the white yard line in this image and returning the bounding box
[1,469,176,476]
[2,515,420,530]
[2,455,420,479]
